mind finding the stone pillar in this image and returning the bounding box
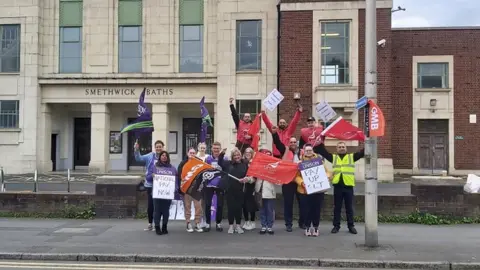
[151,103,169,150]
[37,104,52,173]
[89,103,110,173]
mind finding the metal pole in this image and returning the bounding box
[34,170,38,192]
[1,167,4,192]
[364,0,378,247]
[67,169,71,193]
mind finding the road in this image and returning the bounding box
[0,261,420,270]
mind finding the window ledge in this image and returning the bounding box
[315,85,357,92]
[0,128,21,132]
[0,72,20,76]
[236,70,262,75]
[415,88,451,92]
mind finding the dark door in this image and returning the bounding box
[74,118,91,167]
[418,119,448,173]
[51,134,57,171]
[127,118,152,167]
[182,118,214,155]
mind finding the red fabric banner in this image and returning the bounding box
[180,157,214,193]
[246,152,299,185]
[367,100,385,137]
[321,116,366,141]
[248,114,262,151]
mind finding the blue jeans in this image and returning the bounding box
[260,199,275,228]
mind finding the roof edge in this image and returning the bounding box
[392,26,480,31]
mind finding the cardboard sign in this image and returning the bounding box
[263,89,285,111]
[152,174,176,200]
[298,158,330,194]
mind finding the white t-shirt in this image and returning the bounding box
[196,153,210,162]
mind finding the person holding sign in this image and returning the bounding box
[261,105,303,158]
[314,139,364,235]
[147,151,178,235]
[295,144,332,237]
[271,126,304,232]
[229,98,253,154]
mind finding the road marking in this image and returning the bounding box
[0,261,304,270]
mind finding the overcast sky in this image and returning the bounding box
[392,0,480,28]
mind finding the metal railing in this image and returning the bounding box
[0,168,84,193]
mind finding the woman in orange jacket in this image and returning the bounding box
[295,144,332,237]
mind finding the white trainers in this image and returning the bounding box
[249,222,256,230]
[228,225,235,234]
[195,223,204,233]
[144,224,153,231]
[305,228,311,236]
[186,223,194,233]
[235,225,245,234]
[242,222,249,230]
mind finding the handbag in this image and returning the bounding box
[254,180,264,208]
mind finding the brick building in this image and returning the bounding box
[278,0,480,180]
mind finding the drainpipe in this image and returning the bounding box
[276,2,281,123]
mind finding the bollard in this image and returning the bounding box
[0,167,4,192]
[67,169,71,193]
[34,170,38,192]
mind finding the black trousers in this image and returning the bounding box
[243,183,256,221]
[227,189,243,225]
[282,181,303,227]
[300,193,325,228]
[153,199,172,227]
[204,187,224,224]
[333,185,355,228]
[146,187,154,224]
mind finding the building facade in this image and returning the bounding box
[0,0,279,174]
[278,0,480,180]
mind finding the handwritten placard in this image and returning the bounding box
[263,89,285,111]
[298,158,330,194]
[153,174,176,200]
[315,101,337,123]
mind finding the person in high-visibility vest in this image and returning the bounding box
[314,139,364,234]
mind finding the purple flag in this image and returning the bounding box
[200,96,213,143]
[120,88,154,137]
[211,193,217,221]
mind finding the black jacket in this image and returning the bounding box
[218,152,249,194]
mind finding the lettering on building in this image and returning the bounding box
[84,88,174,96]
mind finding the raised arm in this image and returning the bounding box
[272,127,286,156]
[218,151,228,170]
[299,136,306,150]
[229,98,240,129]
[260,111,273,132]
[134,145,151,162]
[286,107,302,135]
[313,143,334,163]
[353,148,365,162]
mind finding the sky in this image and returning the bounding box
[392,0,480,28]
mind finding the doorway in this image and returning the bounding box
[127,118,152,168]
[73,118,91,168]
[51,134,58,171]
[182,118,214,155]
[418,119,449,174]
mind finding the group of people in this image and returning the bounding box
[134,98,365,237]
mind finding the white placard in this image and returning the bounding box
[315,101,337,123]
[169,200,178,218]
[470,114,477,124]
[299,158,331,194]
[152,174,176,200]
[263,89,285,111]
[173,200,195,220]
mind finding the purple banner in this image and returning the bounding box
[298,157,323,171]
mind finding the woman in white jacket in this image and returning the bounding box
[255,149,277,235]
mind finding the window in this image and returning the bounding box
[320,22,350,84]
[179,0,204,73]
[0,24,20,73]
[418,63,449,88]
[0,100,19,128]
[236,20,262,71]
[118,0,143,73]
[236,100,261,118]
[59,0,83,73]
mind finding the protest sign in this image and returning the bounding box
[263,89,284,111]
[298,158,330,194]
[152,174,176,200]
[315,101,337,123]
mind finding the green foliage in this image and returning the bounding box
[0,204,96,219]
[353,211,480,225]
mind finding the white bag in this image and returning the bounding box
[463,174,480,194]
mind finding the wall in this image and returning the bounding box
[0,1,41,174]
[391,28,480,172]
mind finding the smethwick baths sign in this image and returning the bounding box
[84,88,174,96]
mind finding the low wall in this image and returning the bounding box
[1,180,479,220]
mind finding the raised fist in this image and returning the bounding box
[271,126,278,133]
[229,98,234,104]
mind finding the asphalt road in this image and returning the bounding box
[0,261,418,270]
[2,182,411,195]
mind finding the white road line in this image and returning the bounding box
[0,261,298,270]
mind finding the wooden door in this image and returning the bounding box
[417,120,448,173]
[74,118,91,167]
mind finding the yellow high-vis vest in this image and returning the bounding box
[332,153,355,186]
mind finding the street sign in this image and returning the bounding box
[355,96,368,110]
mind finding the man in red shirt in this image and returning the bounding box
[261,105,303,158]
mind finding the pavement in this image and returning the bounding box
[0,219,478,269]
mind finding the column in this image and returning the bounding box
[37,104,52,173]
[89,103,110,173]
[151,103,169,150]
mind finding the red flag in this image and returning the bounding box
[367,100,385,137]
[321,117,366,141]
[248,114,262,151]
[246,152,299,185]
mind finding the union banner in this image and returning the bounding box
[246,152,299,185]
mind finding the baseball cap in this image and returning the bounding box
[307,116,316,122]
